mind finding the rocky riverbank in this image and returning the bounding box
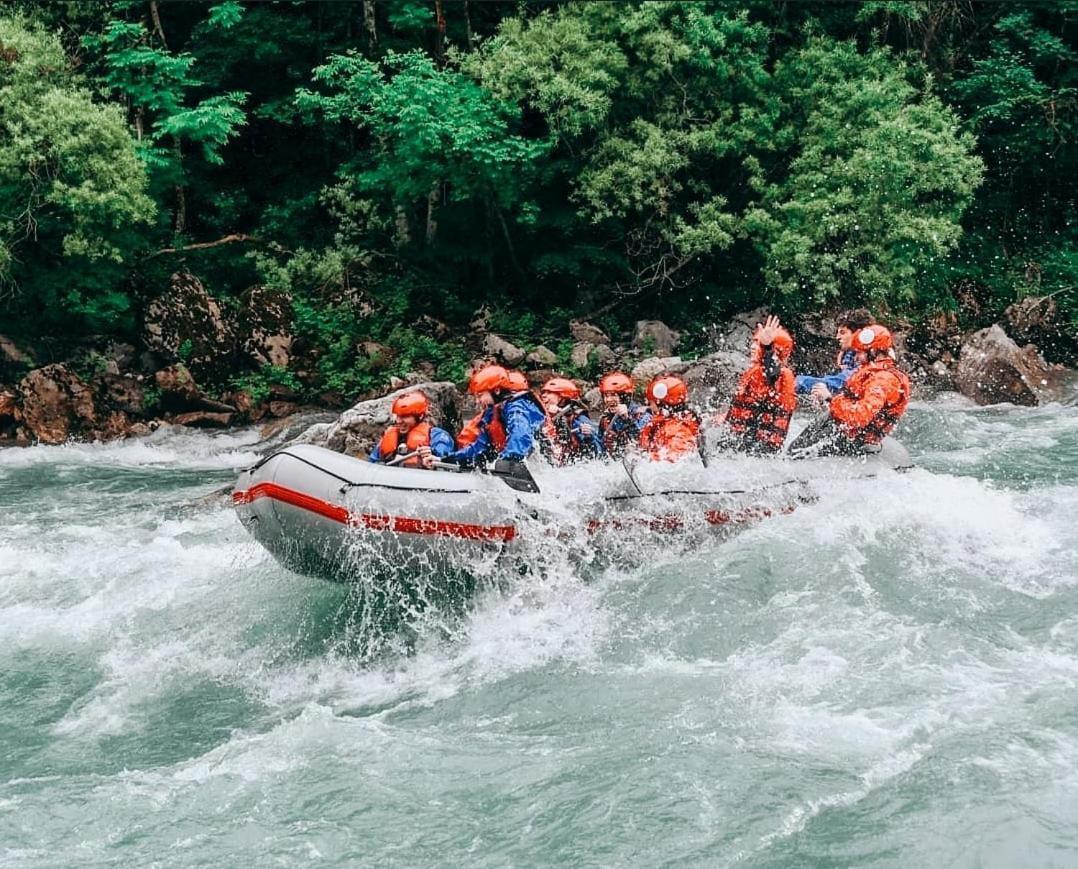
[1,271,1074,453]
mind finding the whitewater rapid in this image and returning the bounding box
[1,395,1076,867]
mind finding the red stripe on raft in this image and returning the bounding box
[233,482,516,542]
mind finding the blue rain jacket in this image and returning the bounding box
[795,349,858,395]
[564,410,606,459]
[449,394,547,464]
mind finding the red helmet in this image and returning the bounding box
[391,391,429,417]
[754,327,794,362]
[851,325,893,353]
[540,377,581,400]
[647,375,688,408]
[469,364,509,394]
[505,370,529,392]
[599,372,634,395]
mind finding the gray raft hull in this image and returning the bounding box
[234,441,910,583]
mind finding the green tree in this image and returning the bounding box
[743,37,983,309]
[0,16,155,327]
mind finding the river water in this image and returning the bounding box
[2,395,1077,867]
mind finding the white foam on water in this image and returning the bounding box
[0,425,263,471]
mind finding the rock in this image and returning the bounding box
[707,308,769,356]
[632,320,681,357]
[481,334,526,367]
[155,363,202,409]
[469,306,493,333]
[142,272,237,380]
[631,356,686,385]
[359,342,395,371]
[154,364,237,414]
[681,351,749,406]
[0,334,34,384]
[127,422,153,438]
[415,315,452,341]
[236,285,294,369]
[1003,295,1078,366]
[102,341,137,372]
[97,373,146,416]
[97,410,133,440]
[172,410,235,428]
[570,341,616,370]
[17,364,98,444]
[525,345,558,368]
[293,381,461,455]
[954,325,1053,406]
[570,320,611,345]
[268,400,300,418]
[0,388,16,419]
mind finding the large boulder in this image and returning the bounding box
[236,285,294,369]
[143,272,236,380]
[632,320,680,357]
[154,364,237,415]
[631,356,687,385]
[681,351,750,407]
[16,364,99,444]
[293,381,461,456]
[481,334,526,367]
[525,345,558,368]
[570,320,611,346]
[570,341,616,370]
[954,325,1053,406]
[0,388,15,420]
[705,308,768,357]
[97,373,147,416]
[1003,295,1078,366]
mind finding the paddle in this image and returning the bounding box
[488,459,541,493]
[621,453,644,496]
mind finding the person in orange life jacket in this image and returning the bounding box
[456,369,529,448]
[713,316,797,454]
[638,375,700,462]
[446,365,547,467]
[538,377,605,464]
[368,391,454,468]
[597,372,651,457]
[787,325,911,458]
[796,308,875,401]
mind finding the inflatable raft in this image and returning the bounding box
[233,440,910,583]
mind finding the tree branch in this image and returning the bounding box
[146,233,257,259]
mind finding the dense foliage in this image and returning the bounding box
[0,1,1073,394]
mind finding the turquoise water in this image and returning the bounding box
[1,396,1077,867]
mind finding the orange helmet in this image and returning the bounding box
[754,327,794,362]
[540,377,581,401]
[647,375,688,408]
[599,372,634,395]
[505,370,529,391]
[851,325,893,353]
[391,391,429,417]
[468,364,509,394]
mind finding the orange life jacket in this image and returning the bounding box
[486,403,507,451]
[639,411,700,462]
[377,422,433,467]
[456,410,484,448]
[830,360,910,445]
[726,365,797,452]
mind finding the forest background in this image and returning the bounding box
[0,0,1074,403]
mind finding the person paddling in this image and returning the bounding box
[457,369,529,448]
[368,391,454,469]
[638,375,700,462]
[597,372,651,458]
[446,365,546,467]
[713,316,797,454]
[787,325,911,457]
[538,377,604,464]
